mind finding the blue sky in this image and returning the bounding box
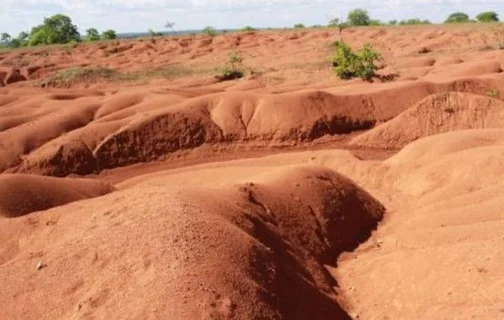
[1,0,503,35]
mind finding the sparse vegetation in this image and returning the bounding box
[229,50,242,67]
[328,18,348,38]
[2,8,504,51]
[203,26,218,37]
[332,41,382,81]
[36,65,207,88]
[368,20,383,26]
[240,26,256,32]
[148,29,163,38]
[36,67,118,88]
[399,18,431,25]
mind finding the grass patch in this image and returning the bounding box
[35,65,211,88]
[36,67,119,88]
[135,65,209,80]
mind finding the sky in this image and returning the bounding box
[1,0,503,35]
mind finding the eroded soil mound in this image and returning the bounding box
[1,74,502,176]
[1,24,503,320]
[0,166,384,320]
[351,92,504,149]
[328,129,504,319]
[0,174,114,218]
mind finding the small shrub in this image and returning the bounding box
[357,44,382,80]
[487,89,500,98]
[240,26,256,32]
[148,29,163,37]
[218,67,244,81]
[228,49,242,68]
[86,28,100,41]
[399,18,431,25]
[332,41,382,81]
[203,26,217,37]
[102,30,117,40]
[217,50,245,81]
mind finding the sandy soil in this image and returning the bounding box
[1,24,503,319]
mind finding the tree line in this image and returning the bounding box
[0,14,117,48]
[0,10,501,49]
[326,9,500,28]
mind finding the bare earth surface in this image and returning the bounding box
[1,24,504,319]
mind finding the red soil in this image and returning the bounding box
[0,24,503,319]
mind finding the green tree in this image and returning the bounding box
[294,23,305,29]
[9,32,28,48]
[18,31,29,42]
[476,11,499,22]
[32,14,80,45]
[165,21,176,35]
[86,28,100,41]
[102,30,117,40]
[328,18,340,27]
[28,25,47,46]
[27,14,80,46]
[10,39,22,48]
[347,9,370,26]
[388,20,397,25]
[445,12,470,23]
[1,33,11,44]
